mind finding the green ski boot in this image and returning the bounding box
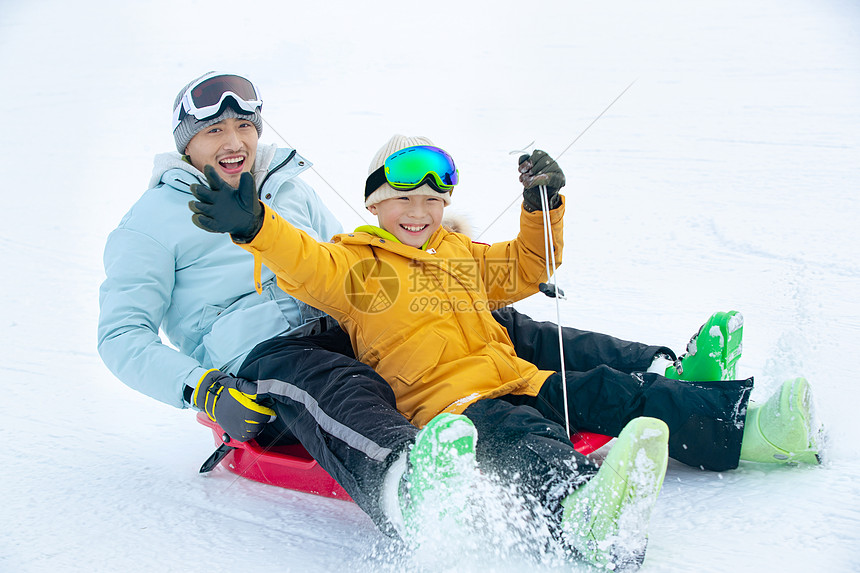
[666,310,744,381]
[401,413,478,537]
[561,417,669,570]
[740,377,822,465]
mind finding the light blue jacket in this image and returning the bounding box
[98,144,343,408]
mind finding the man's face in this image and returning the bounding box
[184,117,258,187]
[367,191,446,248]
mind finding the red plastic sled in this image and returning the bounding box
[197,411,612,502]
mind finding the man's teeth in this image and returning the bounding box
[220,157,244,164]
[402,225,426,232]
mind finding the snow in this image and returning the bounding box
[3,0,860,571]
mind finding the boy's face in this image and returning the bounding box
[184,117,258,188]
[368,192,446,248]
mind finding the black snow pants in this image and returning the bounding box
[236,325,417,536]
[236,308,754,536]
[493,307,755,472]
[456,308,754,528]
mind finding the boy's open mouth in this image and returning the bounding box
[401,224,428,233]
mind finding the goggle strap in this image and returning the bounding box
[365,166,388,199]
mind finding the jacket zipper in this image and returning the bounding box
[259,149,297,190]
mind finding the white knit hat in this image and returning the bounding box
[364,135,453,208]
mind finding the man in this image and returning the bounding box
[98,72,420,534]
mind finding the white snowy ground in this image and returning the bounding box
[2,0,859,571]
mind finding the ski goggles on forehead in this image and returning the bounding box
[171,73,262,131]
[364,145,459,199]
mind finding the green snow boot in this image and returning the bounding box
[740,377,822,465]
[401,413,478,537]
[561,417,669,570]
[666,310,744,381]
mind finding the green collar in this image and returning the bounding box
[354,225,432,250]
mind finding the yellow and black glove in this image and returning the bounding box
[193,369,275,442]
[518,150,565,212]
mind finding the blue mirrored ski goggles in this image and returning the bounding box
[365,145,459,199]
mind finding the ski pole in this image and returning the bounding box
[478,79,637,242]
[538,183,571,437]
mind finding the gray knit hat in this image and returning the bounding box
[172,72,264,154]
[365,134,453,207]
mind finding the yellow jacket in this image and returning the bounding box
[240,198,565,427]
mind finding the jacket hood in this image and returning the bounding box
[148,143,310,192]
[441,212,473,236]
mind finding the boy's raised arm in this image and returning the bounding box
[470,149,567,307]
[188,164,356,319]
[470,199,565,308]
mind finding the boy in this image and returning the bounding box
[189,135,821,568]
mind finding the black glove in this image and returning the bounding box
[189,165,265,243]
[518,150,565,212]
[193,369,275,442]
